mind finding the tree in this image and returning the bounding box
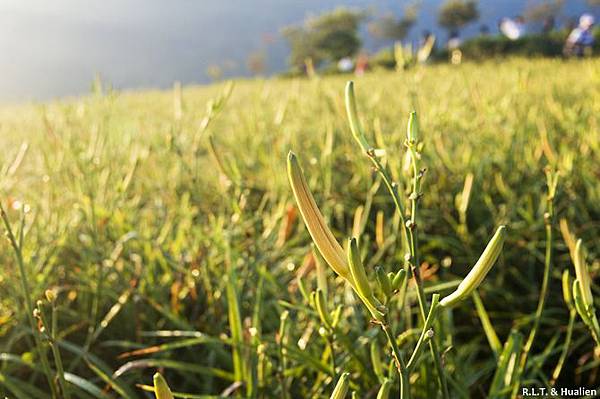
[246,50,267,76]
[282,8,366,69]
[438,0,479,33]
[524,0,563,22]
[524,0,564,32]
[369,4,418,42]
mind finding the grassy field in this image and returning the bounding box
[0,58,599,398]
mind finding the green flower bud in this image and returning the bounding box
[370,341,384,380]
[377,379,393,399]
[440,226,506,308]
[153,373,174,399]
[345,81,371,153]
[562,270,573,311]
[392,269,407,291]
[287,152,350,280]
[330,372,350,399]
[573,239,593,308]
[348,237,385,320]
[407,111,419,144]
[314,288,333,329]
[573,279,593,327]
[375,266,392,298]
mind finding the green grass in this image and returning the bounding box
[0,57,599,398]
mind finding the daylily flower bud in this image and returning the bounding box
[392,269,406,291]
[407,111,419,144]
[348,237,385,320]
[153,373,174,399]
[287,152,350,280]
[573,279,592,326]
[440,226,506,308]
[562,270,573,310]
[375,266,392,298]
[377,379,393,399]
[573,239,593,308]
[345,81,371,153]
[314,288,333,329]
[330,372,350,399]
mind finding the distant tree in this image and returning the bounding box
[369,4,418,42]
[282,8,366,69]
[247,50,267,76]
[524,0,563,25]
[438,0,479,33]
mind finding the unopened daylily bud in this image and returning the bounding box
[330,372,350,399]
[348,237,385,320]
[370,342,384,380]
[375,266,392,298]
[153,372,174,399]
[573,239,593,308]
[45,289,57,303]
[345,81,371,153]
[348,238,373,300]
[573,279,592,326]
[314,288,333,329]
[287,152,350,280]
[376,379,393,399]
[440,226,506,308]
[562,270,573,310]
[392,269,406,291]
[406,111,419,144]
[331,305,343,328]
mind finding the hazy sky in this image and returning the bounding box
[0,0,593,102]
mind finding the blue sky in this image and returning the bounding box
[0,0,594,102]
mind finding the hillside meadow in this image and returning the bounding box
[0,58,599,398]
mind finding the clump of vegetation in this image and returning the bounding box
[0,58,599,398]
[437,0,479,35]
[282,7,366,70]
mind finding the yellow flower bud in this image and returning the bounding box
[287,152,350,280]
[406,111,419,144]
[573,239,593,308]
[377,379,393,399]
[330,372,350,399]
[440,226,506,308]
[348,238,385,320]
[314,288,333,329]
[345,81,371,153]
[562,270,573,311]
[153,373,174,399]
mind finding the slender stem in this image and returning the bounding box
[511,183,555,398]
[0,205,59,398]
[406,144,450,399]
[407,295,440,371]
[367,154,409,248]
[550,310,575,385]
[49,300,71,399]
[381,323,410,399]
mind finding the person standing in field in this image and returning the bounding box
[564,14,595,57]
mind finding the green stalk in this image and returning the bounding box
[0,204,59,398]
[46,294,71,399]
[511,171,557,398]
[405,130,449,399]
[381,322,410,399]
[550,309,575,385]
[407,294,440,371]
